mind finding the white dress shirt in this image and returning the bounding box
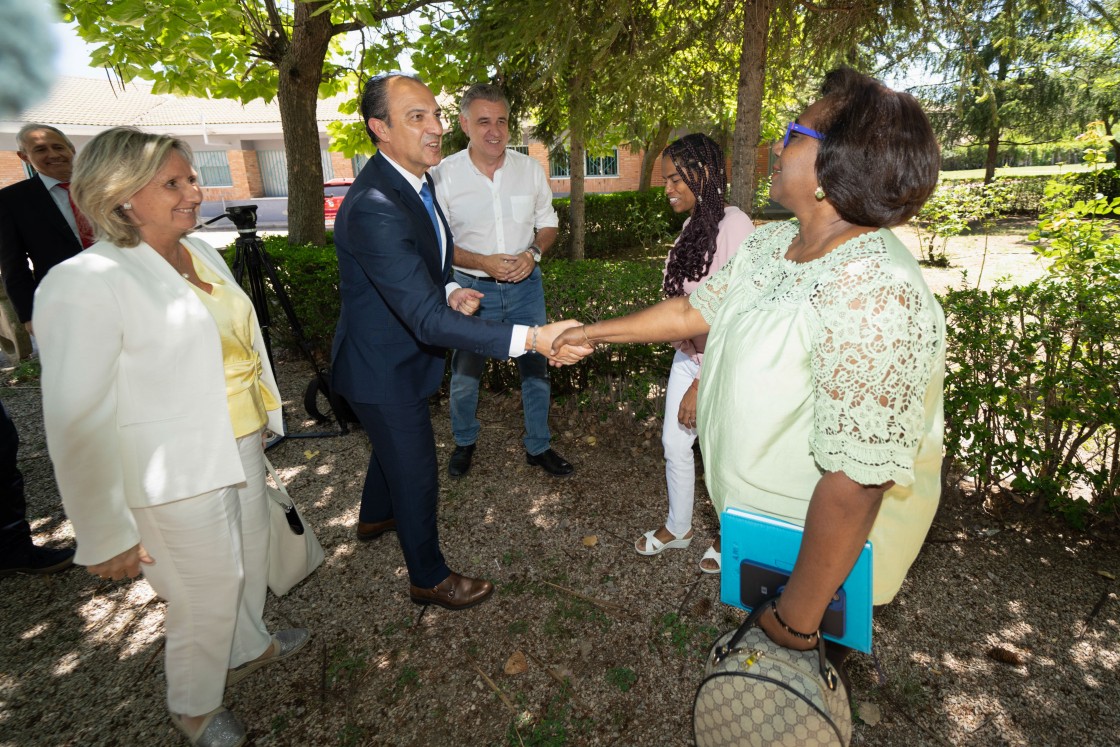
[431,147,558,279]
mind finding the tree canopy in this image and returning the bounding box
[64,0,1120,248]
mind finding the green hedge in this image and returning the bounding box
[1066,167,1120,202]
[551,189,687,259]
[938,170,1120,217]
[942,273,1120,528]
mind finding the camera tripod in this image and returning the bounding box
[200,205,352,441]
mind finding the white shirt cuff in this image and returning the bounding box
[444,281,462,302]
[509,324,531,357]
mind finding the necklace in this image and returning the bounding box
[175,244,191,279]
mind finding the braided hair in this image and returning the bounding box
[662,133,728,298]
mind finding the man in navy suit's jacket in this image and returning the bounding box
[331,74,577,611]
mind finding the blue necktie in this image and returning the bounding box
[419,182,441,240]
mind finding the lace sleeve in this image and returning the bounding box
[688,255,737,324]
[808,257,942,487]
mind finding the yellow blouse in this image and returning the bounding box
[185,248,280,438]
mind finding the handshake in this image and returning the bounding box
[447,290,598,366]
[527,320,597,366]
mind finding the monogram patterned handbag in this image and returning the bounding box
[693,598,852,747]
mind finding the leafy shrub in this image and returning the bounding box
[1030,143,1120,275]
[937,175,1049,216]
[1065,167,1120,202]
[942,273,1120,527]
[219,234,342,361]
[552,190,686,258]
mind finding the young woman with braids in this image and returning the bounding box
[634,133,753,573]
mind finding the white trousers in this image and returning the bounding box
[663,350,701,537]
[132,432,271,716]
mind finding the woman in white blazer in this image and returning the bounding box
[34,128,309,747]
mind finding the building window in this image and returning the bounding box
[548,148,619,179]
[510,145,529,155]
[352,154,369,174]
[195,151,233,187]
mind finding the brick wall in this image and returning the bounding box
[0,152,28,189]
[329,151,355,179]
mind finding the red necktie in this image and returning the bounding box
[58,182,95,249]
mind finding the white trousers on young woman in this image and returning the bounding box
[132,432,272,716]
[663,350,701,537]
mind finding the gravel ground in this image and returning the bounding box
[1,225,1117,746]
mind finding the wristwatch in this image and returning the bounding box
[526,244,542,263]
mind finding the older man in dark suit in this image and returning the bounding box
[0,123,80,577]
[331,74,583,611]
[0,124,90,336]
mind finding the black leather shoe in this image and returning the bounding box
[526,448,574,477]
[409,571,494,611]
[356,517,396,542]
[0,544,75,578]
[448,444,476,478]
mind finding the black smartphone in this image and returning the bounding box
[739,560,845,639]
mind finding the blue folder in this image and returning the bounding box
[720,507,873,653]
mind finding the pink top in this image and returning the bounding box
[665,205,754,370]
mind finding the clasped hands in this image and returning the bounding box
[534,321,597,366]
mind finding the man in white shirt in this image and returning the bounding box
[432,84,574,478]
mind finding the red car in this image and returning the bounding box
[323,177,354,226]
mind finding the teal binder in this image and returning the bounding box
[720,507,873,653]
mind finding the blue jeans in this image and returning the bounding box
[451,267,552,455]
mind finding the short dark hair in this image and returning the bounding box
[813,67,940,227]
[360,73,423,144]
[459,83,509,117]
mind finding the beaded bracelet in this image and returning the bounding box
[772,600,820,642]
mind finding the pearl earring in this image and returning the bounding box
[122,202,133,210]
[814,186,826,201]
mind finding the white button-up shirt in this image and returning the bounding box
[431,147,558,279]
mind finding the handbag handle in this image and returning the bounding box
[715,596,838,691]
[264,457,306,535]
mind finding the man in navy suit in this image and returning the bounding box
[0,123,89,336]
[331,74,582,611]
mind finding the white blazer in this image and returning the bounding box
[34,235,284,565]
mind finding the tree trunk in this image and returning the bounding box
[638,120,672,192]
[569,137,587,260]
[982,127,1000,184]
[730,0,771,214]
[983,0,1014,184]
[276,1,333,246]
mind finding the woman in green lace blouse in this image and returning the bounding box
[553,67,943,675]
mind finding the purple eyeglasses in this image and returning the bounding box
[782,122,825,148]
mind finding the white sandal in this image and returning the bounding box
[699,546,722,574]
[634,528,693,556]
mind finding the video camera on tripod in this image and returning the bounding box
[200,205,356,440]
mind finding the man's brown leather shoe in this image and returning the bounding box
[356,517,396,542]
[409,572,494,611]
